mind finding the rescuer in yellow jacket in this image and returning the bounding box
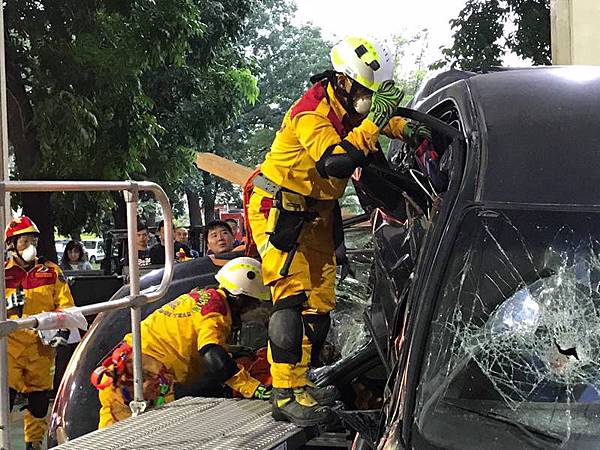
[92,257,273,428]
[4,216,75,450]
[246,36,431,426]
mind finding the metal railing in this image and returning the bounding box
[0,180,175,450]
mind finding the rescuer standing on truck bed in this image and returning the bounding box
[245,36,430,426]
[92,257,273,428]
[4,216,75,450]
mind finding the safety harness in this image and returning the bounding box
[90,341,171,407]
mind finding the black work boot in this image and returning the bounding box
[272,387,331,427]
[25,442,43,450]
[306,383,340,406]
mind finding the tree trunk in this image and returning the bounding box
[111,193,128,229]
[6,48,57,261]
[70,231,82,242]
[186,190,203,226]
[203,179,219,225]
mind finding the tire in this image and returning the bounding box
[90,256,96,264]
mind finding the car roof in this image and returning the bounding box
[464,66,600,206]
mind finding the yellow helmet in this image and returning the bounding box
[330,36,394,91]
[215,257,270,301]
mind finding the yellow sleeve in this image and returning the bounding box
[53,266,75,310]
[292,112,381,161]
[383,116,409,140]
[225,366,261,399]
[98,385,131,429]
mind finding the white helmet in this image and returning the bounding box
[330,36,394,92]
[215,257,270,301]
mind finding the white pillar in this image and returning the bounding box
[0,4,11,222]
[551,0,600,65]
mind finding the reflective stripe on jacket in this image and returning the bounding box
[261,81,408,200]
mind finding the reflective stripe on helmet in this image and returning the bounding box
[214,257,271,301]
[330,36,394,91]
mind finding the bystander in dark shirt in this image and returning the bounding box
[149,241,191,265]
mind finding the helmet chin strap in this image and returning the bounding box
[9,247,34,267]
[333,76,363,117]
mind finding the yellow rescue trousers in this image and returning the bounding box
[247,187,336,388]
[8,331,55,443]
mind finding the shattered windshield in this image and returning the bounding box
[416,207,600,449]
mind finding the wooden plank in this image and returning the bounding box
[195,152,253,186]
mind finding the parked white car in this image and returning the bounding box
[55,239,68,262]
[82,239,105,264]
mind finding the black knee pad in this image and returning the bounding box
[9,388,16,411]
[304,313,331,365]
[199,344,239,382]
[269,310,304,364]
[27,391,50,418]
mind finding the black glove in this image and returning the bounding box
[49,329,70,347]
[335,244,354,281]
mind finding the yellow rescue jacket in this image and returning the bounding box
[123,288,260,398]
[261,80,408,200]
[5,257,75,355]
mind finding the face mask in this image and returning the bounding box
[353,96,372,115]
[20,244,37,263]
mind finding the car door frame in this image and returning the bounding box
[381,80,482,448]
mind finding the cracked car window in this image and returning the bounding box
[416,208,600,449]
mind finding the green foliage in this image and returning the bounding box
[6,0,256,236]
[435,0,550,70]
[193,0,331,215]
[392,30,430,102]
[507,0,551,65]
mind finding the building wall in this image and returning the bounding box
[552,0,600,65]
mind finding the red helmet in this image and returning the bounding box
[5,216,40,243]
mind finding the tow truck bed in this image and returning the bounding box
[54,397,308,450]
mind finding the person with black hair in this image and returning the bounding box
[120,219,152,268]
[224,218,243,246]
[60,240,93,271]
[203,220,236,255]
[149,220,192,265]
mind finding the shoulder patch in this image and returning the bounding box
[189,288,219,306]
[194,289,228,317]
[290,83,328,121]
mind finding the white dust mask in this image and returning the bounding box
[353,96,372,115]
[20,245,37,263]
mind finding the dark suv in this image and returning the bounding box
[50,67,600,450]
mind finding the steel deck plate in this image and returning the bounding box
[54,397,305,450]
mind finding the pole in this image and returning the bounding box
[0,0,10,225]
[123,186,146,416]
[0,201,10,449]
[0,1,12,447]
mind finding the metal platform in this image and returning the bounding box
[54,397,306,450]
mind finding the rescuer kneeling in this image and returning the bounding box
[92,257,273,428]
[5,216,75,450]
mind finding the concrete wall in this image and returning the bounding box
[551,0,600,65]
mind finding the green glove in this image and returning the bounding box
[253,384,272,401]
[367,80,405,129]
[403,122,432,145]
